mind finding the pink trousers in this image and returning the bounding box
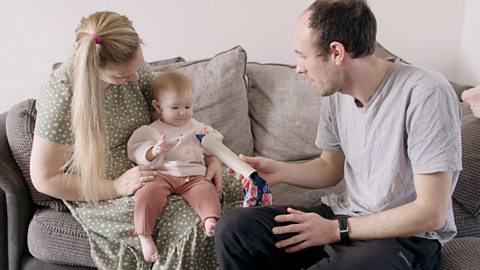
[133,173,221,235]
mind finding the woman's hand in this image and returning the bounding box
[205,155,223,194]
[113,165,157,197]
[226,155,283,186]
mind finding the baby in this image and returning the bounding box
[127,71,222,262]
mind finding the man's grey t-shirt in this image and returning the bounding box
[316,61,462,244]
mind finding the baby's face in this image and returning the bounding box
[461,85,480,118]
[157,90,193,127]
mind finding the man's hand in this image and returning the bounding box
[272,207,339,253]
[226,155,284,186]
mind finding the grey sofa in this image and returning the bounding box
[1,45,479,270]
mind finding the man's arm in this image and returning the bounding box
[281,150,345,189]
[238,149,345,188]
[273,171,453,252]
[348,171,452,239]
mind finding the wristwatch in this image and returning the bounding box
[338,216,350,244]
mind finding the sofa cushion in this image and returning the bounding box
[149,56,185,70]
[452,199,480,238]
[246,62,323,161]
[27,208,94,267]
[154,46,254,156]
[6,99,69,211]
[440,237,480,270]
[453,103,480,217]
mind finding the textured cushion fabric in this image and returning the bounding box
[453,103,480,217]
[149,56,185,71]
[27,208,94,267]
[452,199,480,238]
[6,99,68,211]
[440,237,480,270]
[246,62,323,161]
[154,46,254,156]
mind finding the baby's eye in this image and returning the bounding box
[171,106,178,110]
[185,106,191,109]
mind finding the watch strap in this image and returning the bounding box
[338,215,350,244]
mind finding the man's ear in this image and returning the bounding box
[152,99,162,113]
[329,42,346,65]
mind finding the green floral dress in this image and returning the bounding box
[34,59,242,270]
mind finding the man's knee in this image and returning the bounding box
[216,207,252,238]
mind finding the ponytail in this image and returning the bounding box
[66,11,140,204]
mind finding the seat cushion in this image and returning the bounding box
[27,208,95,267]
[440,237,480,270]
[452,199,480,238]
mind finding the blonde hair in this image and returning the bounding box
[68,11,140,204]
[151,71,193,99]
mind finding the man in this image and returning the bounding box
[214,0,461,269]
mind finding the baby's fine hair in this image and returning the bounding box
[151,71,193,99]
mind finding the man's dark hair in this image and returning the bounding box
[307,0,376,58]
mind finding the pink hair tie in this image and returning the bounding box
[89,33,101,45]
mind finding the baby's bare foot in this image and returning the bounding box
[204,218,217,237]
[139,235,160,262]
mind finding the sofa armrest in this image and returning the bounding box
[1,188,7,270]
[0,111,35,270]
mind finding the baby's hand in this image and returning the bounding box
[152,134,170,157]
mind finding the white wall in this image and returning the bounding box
[0,0,476,113]
[457,0,480,86]
[369,0,466,83]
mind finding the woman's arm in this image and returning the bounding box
[30,135,156,201]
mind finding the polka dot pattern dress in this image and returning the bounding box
[35,59,243,270]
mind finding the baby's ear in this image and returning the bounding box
[152,100,162,112]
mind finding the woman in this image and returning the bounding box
[30,11,240,269]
